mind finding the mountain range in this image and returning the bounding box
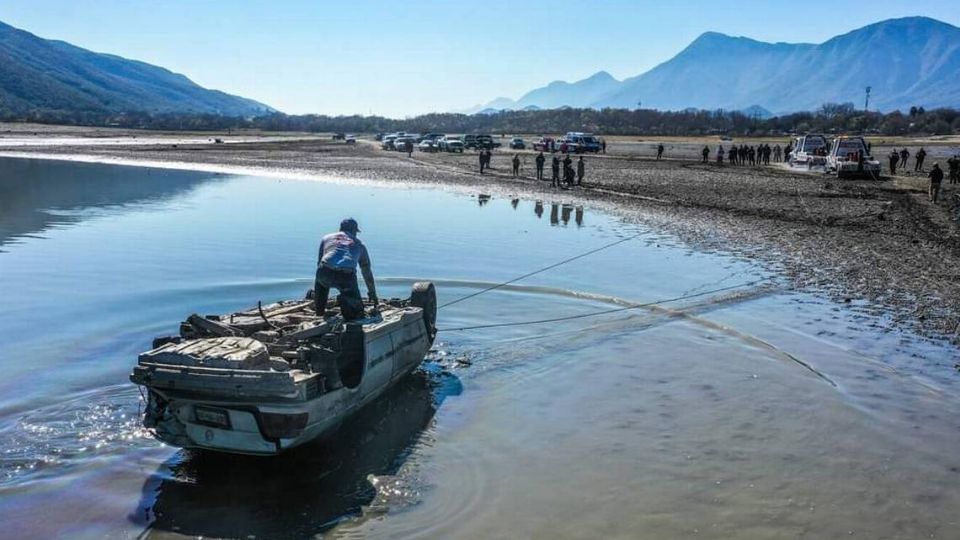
[470,17,960,115]
[0,20,273,116]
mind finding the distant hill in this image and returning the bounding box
[0,20,274,116]
[473,17,960,114]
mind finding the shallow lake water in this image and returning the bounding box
[0,157,957,539]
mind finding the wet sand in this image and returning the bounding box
[2,130,958,341]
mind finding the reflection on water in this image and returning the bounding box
[1,157,958,539]
[136,366,462,539]
[0,158,220,249]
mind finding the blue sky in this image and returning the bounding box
[2,1,958,117]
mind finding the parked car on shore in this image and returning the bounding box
[509,137,525,150]
[788,134,828,168]
[417,139,439,152]
[563,132,601,153]
[438,135,465,153]
[394,136,416,151]
[381,134,398,150]
[533,137,556,152]
[475,134,500,150]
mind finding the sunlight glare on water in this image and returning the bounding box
[0,157,957,539]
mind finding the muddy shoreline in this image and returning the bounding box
[3,134,959,342]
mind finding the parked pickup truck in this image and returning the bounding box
[438,135,465,153]
[825,136,881,179]
[474,134,501,150]
[563,132,601,153]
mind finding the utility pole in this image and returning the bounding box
[864,86,871,112]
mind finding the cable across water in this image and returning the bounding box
[437,279,770,332]
[438,231,645,310]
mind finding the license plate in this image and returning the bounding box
[195,405,232,429]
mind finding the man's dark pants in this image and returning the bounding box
[314,266,364,321]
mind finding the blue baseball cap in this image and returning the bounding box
[340,218,360,233]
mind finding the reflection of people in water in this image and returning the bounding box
[133,367,463,539]
[534,201,544,219]
[561,204,572,225]
[511,198,519,209]
[575,206,584,227]
[478,194,491,206]
[550,203,559,225]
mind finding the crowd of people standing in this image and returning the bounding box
[708,143,780,167]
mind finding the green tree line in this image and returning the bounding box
[3,102,958,137]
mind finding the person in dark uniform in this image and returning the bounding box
[888,150,899,175]
[535,152,546,181]
[405,140,413,157]
[314,218,377,321]
[716,145,725,166]
[899,148,910,170]
[601,138,607,154]
[576,156,585,185]
[702,145,710,163]
[948,155,960,184]
[914,147,927,172]
[929,163,944,202]
[551,155,560,187]
[512,154,521,177]
[562,154,573,187]
[656,143,664,160]
[774,144,782,162]
[479,151,486,174]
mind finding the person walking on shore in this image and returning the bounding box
[405,139,414,158]
[774,144,782,162]
[551,155,560,187]
[716,145,725,166]
[562,154,573,187]
[576,156,585,186]
[535,152,545,181]
[915,147,927,172]
[888,150,899,175]
[656,143,664,160]
[929,163,944,203]
[512,154,521,177]
[601,138,607,154]
[948,155,960,184]
[702,145,710,163]
[479,151,486,174]
[899,148,910,170]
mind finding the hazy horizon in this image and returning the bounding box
[2,0,958,117]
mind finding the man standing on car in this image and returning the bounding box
[314,218,377,321]
[535,152,546,181]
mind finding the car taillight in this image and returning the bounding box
[259,412,308,439]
